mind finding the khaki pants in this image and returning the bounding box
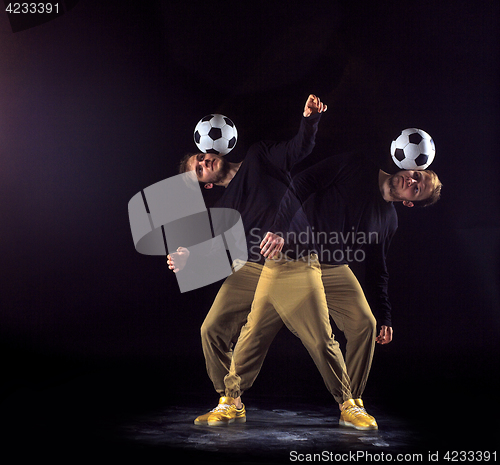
[201,259,376,403]
[322,264,377,399]
[223,258,376,404]
[200,261,263,395]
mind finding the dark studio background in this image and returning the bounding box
[0,0,498,459]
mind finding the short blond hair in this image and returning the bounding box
[414,170,442,207]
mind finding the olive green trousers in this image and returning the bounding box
[201,257,376,404]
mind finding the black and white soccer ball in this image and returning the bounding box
[193,114,238,155]
[390,128,436,170]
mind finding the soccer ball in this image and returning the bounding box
[390,128,436,170]
[194,114,238,155]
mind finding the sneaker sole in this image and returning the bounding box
[339,419,378,431]
[207,417,246,427]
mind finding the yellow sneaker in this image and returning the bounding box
[354,398,376,423]
[194,397,246,426]
[339,399,378,430]
[194,409,215,425]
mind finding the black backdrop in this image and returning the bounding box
[0,0,498,457]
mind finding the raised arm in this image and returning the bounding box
[257,94,327,172]
[303,94,327,117]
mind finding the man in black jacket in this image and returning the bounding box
[167,95,348,426]
[220,151,442,429]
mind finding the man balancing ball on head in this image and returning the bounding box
[167,93,328,423]
[217,151,442,430]
[168,97,442,429]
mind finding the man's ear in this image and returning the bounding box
[204,183,213,189]
[403,200,414,208]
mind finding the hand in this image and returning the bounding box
[166,247,190,273]
[303,94,327,117]
[260,232,284,259]
[376,326,393,345]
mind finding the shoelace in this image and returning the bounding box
[355,406,375,420]
[344,406,367,418]
[210,403,232,413]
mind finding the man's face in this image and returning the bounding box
[187,153,230,187]
[388,170,432,206]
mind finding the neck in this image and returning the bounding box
[219,161,242,188]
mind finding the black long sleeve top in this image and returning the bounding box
[271,152,398,327]
[212,113,322,265]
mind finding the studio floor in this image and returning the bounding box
[107,401,425,463]
[2,356,498,463]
